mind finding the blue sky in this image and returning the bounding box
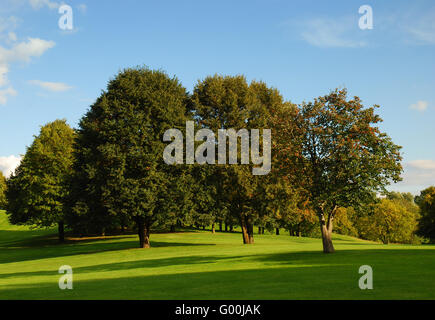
[0,0,434,194]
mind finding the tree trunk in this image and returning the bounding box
[58,221,65,242]
[319,213,334,253]
[241,222,250,244]
[219,222,222,232]
[258,226,262,234]
[137,217,151,248]
[275,228,280,235]
[262,227,265,234]
[170,224,176,232]
[248,223,254,243]
[230,224,233,232]
[240,215,254,244]
[225,223,228,232]
[212,223,215,234]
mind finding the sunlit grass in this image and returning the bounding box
[0,210,434,299]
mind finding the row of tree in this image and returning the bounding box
[2,66,429,253]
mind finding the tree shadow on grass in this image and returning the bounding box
[0,235,216,264]
[0,229,204,248]
[0,229,57,247]
[4,247,435,281]
[3,248,435,299]
[0,254,244,280]
[0,265,349,300]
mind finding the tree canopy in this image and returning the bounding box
[6,119,75,241]
[191,75,290,244]
[357,197,419,244]
[70,67,191,248]
[272,89,403,252]
[4,68,414,252]
[415,186,435,242]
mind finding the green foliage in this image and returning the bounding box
[6,119,75,240]
[70,67,191,246]
[331,207,358,237]
[0,171,6,209]
[1,70,414,252]
[357,197,420,244]
[192,75,290,243]
[275,88,403,212]
[415,186,435,242]
[253,175,316,237]
[272,89,403,252]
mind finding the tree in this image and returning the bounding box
[70,67,191,248]
[6,119,75,241]
[357,198,419,244]
[0,171,7,209]
[415,186,435,242]
[273,89,402,253]
[192,75,287,244]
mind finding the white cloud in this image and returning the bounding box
[0,37,55,63]
[0,155,21,178]
[0,0,61,11]
[0,16,19,34]
[29,0,60,10]
[0,37,55,104]
[390,160,435,194]
[0,86,17,104]
[299,17,366,48]
[8,32,17,42]
[28,80,72,92]
[404,11,435,45]
[408,160,435,170]
[409,100,429,112]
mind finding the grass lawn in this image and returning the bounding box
[0,210,434,300]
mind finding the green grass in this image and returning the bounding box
[0,210,434,300]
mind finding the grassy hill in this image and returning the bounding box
[0,210,434,299]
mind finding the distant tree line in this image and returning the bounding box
[1,66,433,252]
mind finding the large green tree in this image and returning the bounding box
[70,67,191,248]
[6,119,75,241]
[415,186,435,242]
[192,75,288,244]
[273,89,403,253]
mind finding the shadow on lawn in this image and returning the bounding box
[0,229,56,246]
[0,233,216,264]
[0,254,245,280]
[2,248,435,299]
[2,246,435,278]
